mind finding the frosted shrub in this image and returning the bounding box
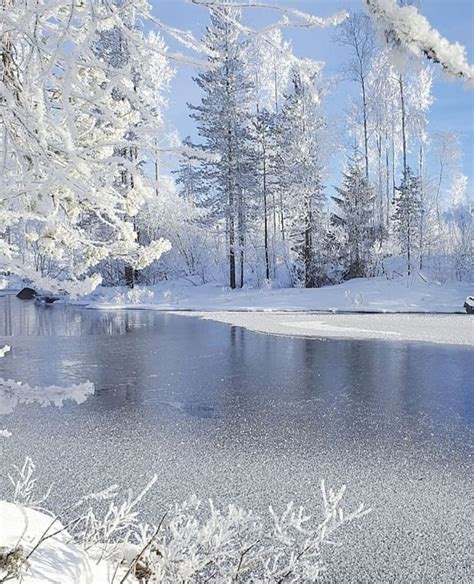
[113,288,155,306]
[5,461,370,583]
[79,485,368,582]
[130,483,369,583]
[8,458,52,508]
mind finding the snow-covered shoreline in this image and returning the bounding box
[181,311,473,346]
[79,275,472,314]
[4,275,472,344]
[76,276,473,345]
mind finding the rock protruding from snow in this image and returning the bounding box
[464,296,474,314]
[34,296,60,305]
[16,287,37,300]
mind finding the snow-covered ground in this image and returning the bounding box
[185,311,473,345]
[83,275,472,314]
[76,276,473,345]
[0,502,123,584]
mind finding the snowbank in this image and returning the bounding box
[83,275,472,314]
[0,502,116,584]
[79,276,473,345]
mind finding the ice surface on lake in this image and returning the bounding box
[1,297,472,581]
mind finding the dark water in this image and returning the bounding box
[0,295,472,582]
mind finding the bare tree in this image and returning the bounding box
[334,12,374,181]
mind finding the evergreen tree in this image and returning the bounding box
[184,5,254,289]
[392,166,423,275]
[248,109,281,281]
[279,66,326,287]
[332,162,376,279]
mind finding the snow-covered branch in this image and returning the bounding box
[0,344,94,437]
[1,461,370,583]
[191,0,348,31]
[0,377,95,416]
[364,0,474,84]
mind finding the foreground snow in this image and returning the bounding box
[0,502,121,584]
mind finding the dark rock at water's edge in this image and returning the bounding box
[464,296,474,314]
[35,296,60,305]
[16,287,37,300]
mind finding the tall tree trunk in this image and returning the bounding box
[124,145,138,288]
[361,77,370,181]
[399,76,407,174]
[228,176,236,290]
[238,187,244,288]
[419,143,424,270]
[304,195,314,288]
[263,149,270,281]
[407,215,411,276]
[385,134,391,227]
[154,138,160,198]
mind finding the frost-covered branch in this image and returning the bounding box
[2,460,370,583]
[0,377,95,416]
[191,0,348,31]
[0,1,174,294]
[0,344,94,437]
[364,0,474,84]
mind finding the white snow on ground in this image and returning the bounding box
[79,276,473,345]
[83,275,472,314]
[0,502,129,584]
[0,502,97,583]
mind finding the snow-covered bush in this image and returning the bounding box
[112,287,155,306]
[2,460,370,583]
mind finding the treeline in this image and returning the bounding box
[165,6,471,289]
[1,1,471,293]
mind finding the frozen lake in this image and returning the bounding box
[0,295,472,582]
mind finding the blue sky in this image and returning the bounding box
[151,0,473,197]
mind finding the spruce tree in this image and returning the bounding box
[392,167,423,275]
[185,5,254,289]
[332,162,376,279]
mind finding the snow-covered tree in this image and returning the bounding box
[392,166,423,275]
[332,161,376,279]
[334,12,375,181]
[279,65,327,287]
[443,176,472,281]
[183,4,254,289]
[0,1,171,295]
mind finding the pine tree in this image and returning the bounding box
[332,162,376,279]
[247,109,281,281]
[184,5,254,289]
[392,166,423,275]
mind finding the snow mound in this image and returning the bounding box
[0,502,99,584]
